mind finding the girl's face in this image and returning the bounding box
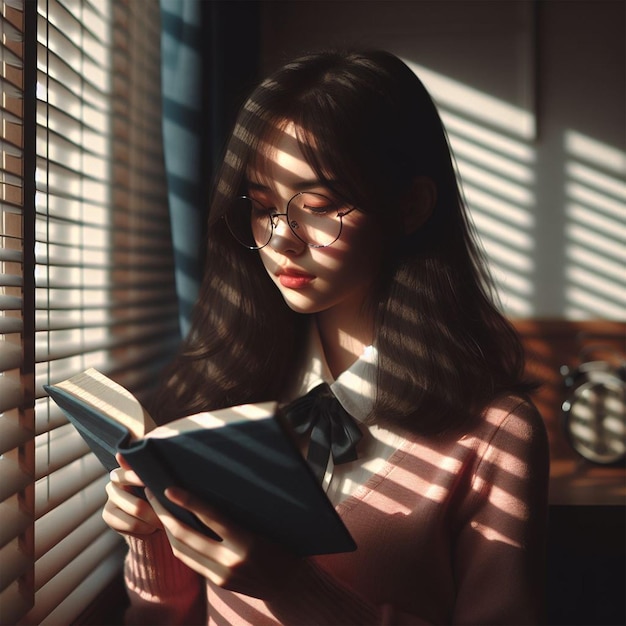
[247,122,383,329]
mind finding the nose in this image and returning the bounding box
[268,212,305,255]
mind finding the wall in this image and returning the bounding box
[260,0,625,320]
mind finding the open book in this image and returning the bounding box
[44,368,356,556]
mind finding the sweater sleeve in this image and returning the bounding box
[123,530,206,625]
[452,399,550,625]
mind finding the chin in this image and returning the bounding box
[282,300,322,315]
[278,292,326,315]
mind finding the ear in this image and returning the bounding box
[401,176,437,235]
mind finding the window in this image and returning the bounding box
[1,0,181,622]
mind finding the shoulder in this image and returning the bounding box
[393,394,548,473]
[482,394,546,443]
[475,394,550,482]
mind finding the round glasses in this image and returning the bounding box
[224,192,356,249]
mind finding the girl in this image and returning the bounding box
[103,49,550,625]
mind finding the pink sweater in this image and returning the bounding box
[124,395,549,625]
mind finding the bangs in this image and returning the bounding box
[245,115,350,202]
[294,113,373,210]
[293,123,349,197]
[244,118,293,186]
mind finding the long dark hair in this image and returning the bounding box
[152,49,532,430]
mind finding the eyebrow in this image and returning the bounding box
[247,178,338,192]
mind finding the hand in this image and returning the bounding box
[146,487,300,599]
[102,453,163,537]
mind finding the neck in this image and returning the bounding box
[315,305,375,379]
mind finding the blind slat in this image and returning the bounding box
[45,552,125,624]
[0,411,31,455]
[34,402,69,436]
[0,73,22,97]
[23,534,124,625]
[36,306,178,333]
[0,377,23,414]
[0,452,31,503]
[26,541,125,626]
[0,8,24,40]
[0,340,22,371]
[0,104,22,125]
[34,453,105,520]
[0,539,31,594]
[0,247,22,261]
[34,474,108,559]
[0,272,22,287]
[0,581,31,626]
[0,316,23,333]
[34,425,89,479]
[0,43,22,68]
[0,495,31,547]
[35,321,179,364]
[34,510,114,591]
[0,294,22,310]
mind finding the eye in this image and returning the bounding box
[300,194,339,216]
[247,196,271,212]
[303,204,332,215]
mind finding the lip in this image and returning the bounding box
[277,269,315,289]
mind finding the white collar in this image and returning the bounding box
[293,321,378,423]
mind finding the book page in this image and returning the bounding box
[53,368,157,439]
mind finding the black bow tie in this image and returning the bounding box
[282,383,363,483]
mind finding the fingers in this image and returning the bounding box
[144,488,300,598]
[146,488,227,550]
[103,479,161,536]
[112,455,144,487]
[145,488,234,585]
[164,487,232,541]
[115,452,132,470]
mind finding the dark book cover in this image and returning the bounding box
[45,381,357,556]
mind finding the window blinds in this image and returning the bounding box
[1,0,182,623]
[1,0,34,623]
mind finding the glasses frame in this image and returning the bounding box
[225,191,357,250]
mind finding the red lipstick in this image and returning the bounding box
[277,270,314,289]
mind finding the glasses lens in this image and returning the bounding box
[225,197,272,249]
[287,193,343,247]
